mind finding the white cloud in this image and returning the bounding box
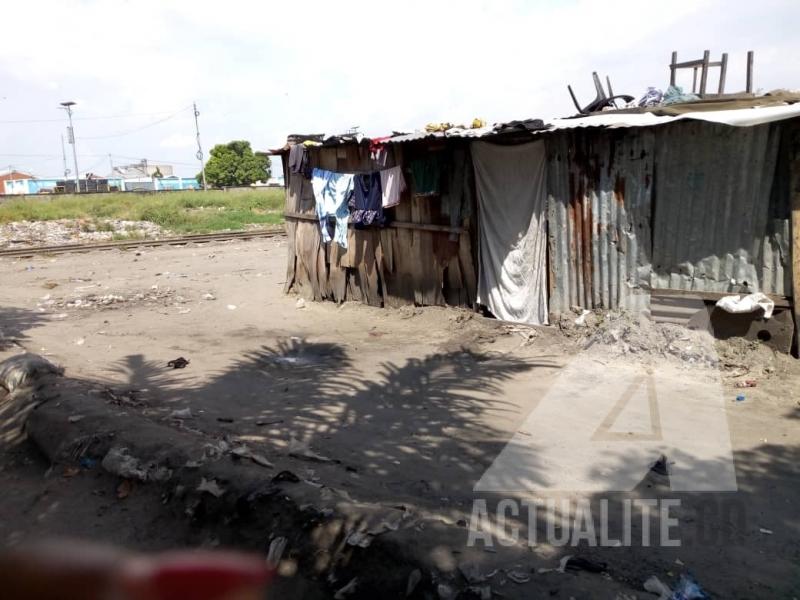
[0,0,797,176]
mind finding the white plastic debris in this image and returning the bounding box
[436,583,454,600]
[0,353,63,392]
[506,569,531,584]
[759,527,773,535]
[296,298,306,309]
[266,536,288,568]
[288,436,333,463]
[227,304,237,310]
[574,309,591,326]
[231,445,274,468]
[202,293,216,301]
[715,292,774,319]
[537,555,572,574]
[102,447,149,481]
[196,477,225,497]
[643,575,672,600]
[406,569,422,597]
[169,408,193,419]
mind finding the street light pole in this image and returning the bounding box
[60,134,69,179]
[60,101,80,193]
[193,101,207,190]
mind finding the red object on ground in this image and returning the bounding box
[121,551,273,600]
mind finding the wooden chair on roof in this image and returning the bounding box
[669,50,754,97]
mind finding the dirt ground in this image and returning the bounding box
[1,236,798,599]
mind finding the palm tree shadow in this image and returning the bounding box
[0,307,49,351]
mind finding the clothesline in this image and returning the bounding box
[310,165,407,249]
[284,211,466,235]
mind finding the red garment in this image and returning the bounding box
[369,135,393,155]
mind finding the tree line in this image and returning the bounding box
[198,140,272,188]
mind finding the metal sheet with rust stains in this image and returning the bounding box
[546,128,654,314]
[650,120,786,295]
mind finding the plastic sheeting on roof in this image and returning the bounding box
[544,102,800,131]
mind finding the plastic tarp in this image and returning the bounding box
[473,140,548,325]
[545,102,800,131]
[716,293,775,319]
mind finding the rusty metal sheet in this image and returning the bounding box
[546,129,654,314]
[651,121,783,294]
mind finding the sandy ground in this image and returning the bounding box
[0,236,798,598]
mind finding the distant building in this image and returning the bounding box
[119,175,200,192]
[0,175,199,194]
[0,170,34,194]
[110,162,174,179]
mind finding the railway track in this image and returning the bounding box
[0,227,285,258]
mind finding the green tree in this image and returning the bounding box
[198,140,271,187]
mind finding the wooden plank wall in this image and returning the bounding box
[282,141,477,308]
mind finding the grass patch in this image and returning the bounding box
[0,189,285,234]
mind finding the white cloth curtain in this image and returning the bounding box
[472,140,548,325]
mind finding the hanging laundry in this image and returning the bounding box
[440,147,473,240]
[288,144,310,178]
[380,166,406,209]
[369,136,393,167]
[410,156,441,196]
[350,172,384,228]
[311,168,354,248]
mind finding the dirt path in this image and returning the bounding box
[1,236,798,598]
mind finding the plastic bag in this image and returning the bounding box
[716,292,774,319]
[0,353,63,392]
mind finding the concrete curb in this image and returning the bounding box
[13,357,457,598]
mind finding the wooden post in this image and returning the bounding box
[699,50,710,96]
[791,124,800,356]
[670,51,677,86]
[746,50,754,93]
[718,53,728,95]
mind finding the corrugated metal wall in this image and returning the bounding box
[546,119,793,316]
[546,128,653,314]
[651,121,784,294]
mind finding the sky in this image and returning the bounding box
[0,0,797,178]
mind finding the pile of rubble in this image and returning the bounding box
[568,310,721,367]
[37,287,177,311]
[0,219,166,248]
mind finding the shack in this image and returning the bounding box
[274,94,800,348]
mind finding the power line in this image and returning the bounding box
[109,154,199,167]
[77,107,192,140]
[0,107,192,125]
[82,155,110,174]
[0,153,61,157]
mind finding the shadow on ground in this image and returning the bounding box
[0,307,48,351]
[98,338,556,505]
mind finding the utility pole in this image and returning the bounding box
[108,153,113,175]
[193,101,207,190]
[60,134,69,179]
[59,101,80,193]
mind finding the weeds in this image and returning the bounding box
[0,189,285,233]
